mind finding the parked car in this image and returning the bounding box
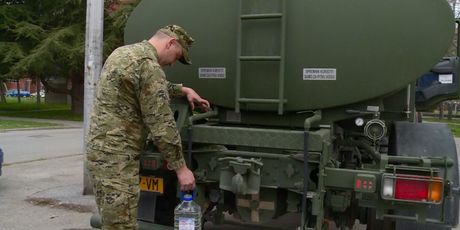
[6,89,31,97]
[30,90,45,98]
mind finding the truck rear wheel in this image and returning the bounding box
[390,122,459,229]
[365,209,394,230]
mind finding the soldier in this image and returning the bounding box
[86,25,209,229]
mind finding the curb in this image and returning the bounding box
[0,116,83,131]
[0,125,82,132]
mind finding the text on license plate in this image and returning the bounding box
[139,176,163,193]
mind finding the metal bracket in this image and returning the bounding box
[218,157,263,195]
[452,186,460,195]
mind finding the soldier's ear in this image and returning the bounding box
[166,38,175,49]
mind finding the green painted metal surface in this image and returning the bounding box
[192,149,321,190]
[124,1,459,228]
[181,124,328,151]
[125,0,454,112]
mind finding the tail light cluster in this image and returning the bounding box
[141,157,168,170]
[381,174,443,204]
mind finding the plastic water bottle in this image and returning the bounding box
[174,193,202,230]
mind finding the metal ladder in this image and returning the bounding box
[235,0,287,115]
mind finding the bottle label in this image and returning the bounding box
[178,217,195,230]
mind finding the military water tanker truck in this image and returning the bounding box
[90,0,460,229]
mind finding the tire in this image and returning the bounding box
[366,209,394,230]
[390,122,459,229]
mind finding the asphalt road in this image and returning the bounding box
[0,154,93,230]
[0,126,459,230]
[0,127,92,230]
[0,128,83,164]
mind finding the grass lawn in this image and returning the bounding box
[0,97,82,121]
[0,119,60,130]
[423,117,460,137]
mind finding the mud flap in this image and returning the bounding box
[391,122,459,229]
[138,169,178,226]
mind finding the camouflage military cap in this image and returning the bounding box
[159,25,194,65]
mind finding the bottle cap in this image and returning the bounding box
[183,194,193,201]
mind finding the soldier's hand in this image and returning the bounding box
[175,165,196,191]
[182,87,210,111]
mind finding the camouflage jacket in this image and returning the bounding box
[87,40,186,170]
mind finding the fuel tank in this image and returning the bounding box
[125,0,454,111]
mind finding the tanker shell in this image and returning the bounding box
[125,0,454,111]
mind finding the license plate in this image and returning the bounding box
[139,176,164,193]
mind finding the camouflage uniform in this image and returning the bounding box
[86,25,194,229]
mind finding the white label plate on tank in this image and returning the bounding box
[303,68,336,80]
[199,67,226,79]
[439,74,453,84]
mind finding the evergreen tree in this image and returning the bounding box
[0,0,139,113]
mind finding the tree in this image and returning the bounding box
[447,0,459,56]
[0,1,30,103]
[0,0,139,114]
[449,0,460,17]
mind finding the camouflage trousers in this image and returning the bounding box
[87,148,141,230]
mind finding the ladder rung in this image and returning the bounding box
[240,56,281,61]
[238,98,287,104]
[241,13,283,20]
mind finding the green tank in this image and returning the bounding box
[88,0,460,229]
[125,0,454,113]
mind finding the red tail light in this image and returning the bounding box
[395,178,429,201]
